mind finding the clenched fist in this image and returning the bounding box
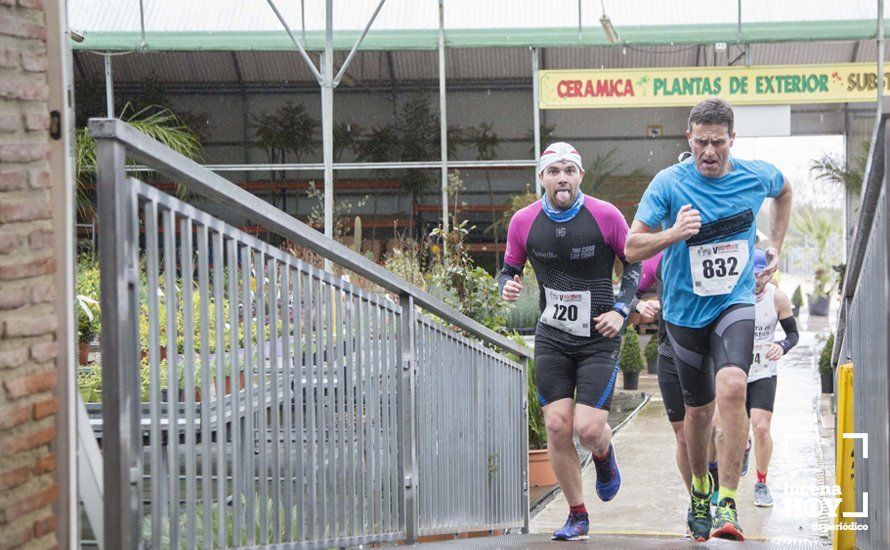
[502,275,522,302]
[671,204,701,241]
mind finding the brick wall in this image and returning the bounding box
[0,0,60,548]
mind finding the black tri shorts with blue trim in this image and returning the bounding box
[664,303,755,408]
[534,337,620,411]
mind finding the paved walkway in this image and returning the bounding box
[527,314,834,547]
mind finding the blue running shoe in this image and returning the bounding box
[594,443,621,502]
[551,512,589,541]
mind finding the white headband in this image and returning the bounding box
[539,142,583,175]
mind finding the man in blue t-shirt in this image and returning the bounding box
[625,98,792,542]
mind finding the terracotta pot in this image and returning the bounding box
[528,449,557,487]
[179,387,202,403]
[78,342,90,365]
[622,371,639,390]
[225,372,247,395]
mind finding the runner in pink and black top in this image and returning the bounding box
[498,142,641,542]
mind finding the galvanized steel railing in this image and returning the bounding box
[89,118,532,549]
[833,114,890,547]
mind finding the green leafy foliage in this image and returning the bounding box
[76,254,101,343]
[819,333,835,375]
[429,220,509,334]
[75,104,203,217]
[791,285,805,308]
[619,326,644,374]
[644,333,659,362]
[253,102,317,179]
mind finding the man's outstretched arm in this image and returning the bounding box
[760,178,793,280]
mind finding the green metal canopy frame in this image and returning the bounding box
[73,20,890,52]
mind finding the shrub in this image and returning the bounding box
[819,333,835,375]
[791,285,804,308]
[644,333,659,362]
[619,326,644,374]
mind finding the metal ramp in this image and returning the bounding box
[401,533,829,548]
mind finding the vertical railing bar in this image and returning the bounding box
[422,323,431,531]
[226,238,242,547]
[337,287,349,538]
[211,230,227,548]
[377,308,392,533]
[97,137,140,549]
[476,347,483,527]
[144,200,161,547]
[520,355,530,533]
[242,245,256,546]
[398,298,416,542]
[356,295,368,537]
[293,268,305,541]
[433,325,441,531]
[388,308,400,534]
[315,274,325,540]
[333,286,344,539]
[181,217,197,549]
[269,259,282,542]
[197,223,212,549]
[345,292,362,536]
[281,265,294,542]
[370,302,382,534]
[256,250,269,544]
[305,272,317,542]
[162,208,180,548]
[324,278,336,539]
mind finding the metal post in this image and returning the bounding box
[138,0,146,50]
[96,136,141,548]
[878,0,885,119]
[520,356,530,533]
[104,54,114,117]
[531,47,542,196]
[438,0,449,235]
[322,0,334,244]
[399,294,418,542]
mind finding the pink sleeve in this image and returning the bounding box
[503,202,540,267]
[638,252,663,293]
[585,197,629,261]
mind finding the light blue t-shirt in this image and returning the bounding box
[635,157,785,328]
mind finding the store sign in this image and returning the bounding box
[539,63,890,109]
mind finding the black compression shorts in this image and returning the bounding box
[656,353,685,422]
[665,303,755,407]
[746,376,777,413]
[534,337,620,411]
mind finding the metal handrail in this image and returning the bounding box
[832,114,888,366]
[88,118,531,360]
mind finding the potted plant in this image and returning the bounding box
[619,326,644,390]
[77,364,103,403]
[808,267,832,317]
[526,357,555,487]
[818,333,835,394]
[76,254,101,364]
[644,334,659,375]
[791,285,804,318]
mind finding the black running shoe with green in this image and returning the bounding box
[688,473,713,542]
[712,497,745,541]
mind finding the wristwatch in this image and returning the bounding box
[613,302,631,318]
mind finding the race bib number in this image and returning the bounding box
[540,287,591,337]
[748,342,776,380]
[689,240,748,297]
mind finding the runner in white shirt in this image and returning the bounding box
[746,250,798,507]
